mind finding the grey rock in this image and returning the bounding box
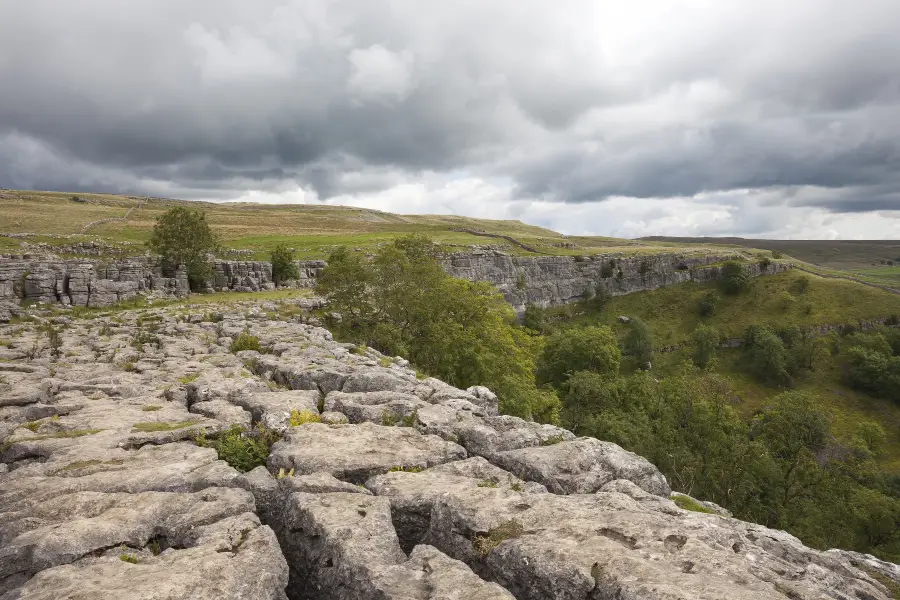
[267,422,467,484]
[323,390,428,424]
[424,488,892,600]
[491,436,671,496]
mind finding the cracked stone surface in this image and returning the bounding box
[1,300,897,600]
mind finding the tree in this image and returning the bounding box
[270,244,299,286]
[535,326,621,390]
[745,326,789,384]
[721,261,750,295]
[317,235,560,421]
[522,304,549,333]
[623,316,653,368]
[148,207,218,291]
[691,324,719,369]
[698,291,720,317]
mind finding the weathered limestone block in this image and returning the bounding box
[267,422,467,483]
[424,488,892,600]
[454,415,576,459]
[274,492,513,600]
[491,436,671,497]
[323,390,428,424]
[366,457,546,552]
[228,390,320,432]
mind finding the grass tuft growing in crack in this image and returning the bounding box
[195,424,281,472]
[472,520,524,556]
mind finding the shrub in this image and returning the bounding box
[698,291,720,317]
[289,409,321,426]
[195,424,281,472]
[522,304,549,333]
[778,290,796,311]
[772,250,783,259]
[43,322,63,360]
[721,261,750,295]
[600,262,614,278]
[230,333,260,353]
[270,244,300,286]
[793,275,810,294]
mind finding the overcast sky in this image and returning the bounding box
[2,1,900,239]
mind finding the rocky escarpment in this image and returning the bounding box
[0,256,325,314]
[442,251,790,313]
[1,300,897,599]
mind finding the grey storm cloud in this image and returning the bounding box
[1,0,900,215]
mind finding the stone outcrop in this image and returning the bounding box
[1,300,896,599]
[0,246,784,315]
[0,257,325,309]
[441,250,789,313]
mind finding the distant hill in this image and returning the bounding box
[641,236,900,270]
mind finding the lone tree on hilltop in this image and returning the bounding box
[148,207,218,291]
[270,244,300,286]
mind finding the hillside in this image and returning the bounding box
[545,270,900,472]
[642,236,900,270]
[0,189,682,260]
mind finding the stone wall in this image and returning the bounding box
[441,250,790,313]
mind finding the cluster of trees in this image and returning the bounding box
[846,330,900,401]
[537,326,900,561]
[740,324,830,385]
[148,207,303,291]
[317,235,560,421]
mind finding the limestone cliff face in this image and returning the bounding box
[0,257,325,308]
[0,249,783,313]
[442,251,789,313]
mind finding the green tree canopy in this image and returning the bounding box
[270,244,300,286]
[721,261,750,295]
[691,324,719,369]
[535,325,621,390]
[147,207,219,291]
[623,316,653,368]
[317,235,559,421]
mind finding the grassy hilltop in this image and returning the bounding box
[1,189,680,260]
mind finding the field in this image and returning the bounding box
[643,236,900,270]
[0,189,694,260]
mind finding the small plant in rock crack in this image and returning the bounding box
[42,322,63,360]
[288,409,321,426]
[230,332,260,353]
[195,423,281,472]
[277,467,294,479]
[119,551,139,564]
[388,465,423,473]
[477,479,498,488]
[400,410,418,428]
[471,520,524,556]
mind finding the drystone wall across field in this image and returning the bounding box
[0,300,897,599]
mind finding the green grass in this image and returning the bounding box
[671,494,715,514]
[569,270,900,349]
[0,189,754,260]
[131,420,200,432]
